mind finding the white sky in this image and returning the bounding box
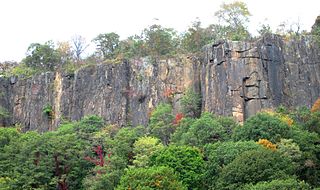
[0,0,319,62]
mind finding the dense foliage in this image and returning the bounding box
[0,103,320,189]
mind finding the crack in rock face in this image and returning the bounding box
[1,33,320,130]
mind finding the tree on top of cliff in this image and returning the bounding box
[24,41,61,70]
[181,19,215,54]
[142,24,179,57]
[214,1,251,41]
[93,32,120,60]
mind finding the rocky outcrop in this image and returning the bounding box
[0,57,200,131]
[0,34,319,130]
[202,34,320,122]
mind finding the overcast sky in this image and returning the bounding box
[0,0,319,62]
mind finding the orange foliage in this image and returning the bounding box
[173,113,184,125]
[311,98,320,113]
[163,88,175,98]
[257,139,277,151]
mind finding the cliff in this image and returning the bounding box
[0,34,319,131]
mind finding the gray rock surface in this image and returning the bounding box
[0,34,319,130]
[202,34,320,122]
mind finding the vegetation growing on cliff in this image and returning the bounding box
[0,103,319,189]
[2,1,317,78]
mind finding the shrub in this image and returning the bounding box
[216,148,295,189]
[149,103,174,145]
[243,178,311,190]
[150,145,205,189]
[233,112,291,143]
[42,103,53,119]
[204,141,262,189]
[116,166,187,190]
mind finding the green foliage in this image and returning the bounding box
[42,103,53,119]
[277,139,302,163]
[216,148,295,190]
[172,112,236,147]
[142,24,179,58]
[181,20,214,53]
[0,106,9,119]
[117,35,147,59]
[4,63,39,78]
[93,32,120,60]
[0,127,20,150]
[204,141,263,189]
[257,23,273,36]
[116,166,187,190]
[150,145,205,189]
[233,112,291,143]
[243,178,312,190]
[214,1,251,40]
[149,103,175,145]
[171,117,196,145]
[106,126,146,168]
[132,136,164,168]
[311,16,320,45]
[24,41,61,70]
[180,88,201,118]
[289,126,320,186]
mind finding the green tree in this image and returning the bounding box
[243,178,311,190]
[116,166,187,190]
[24,41,61,70]
[132,136,164,168]
[173,113,233,147]
[180,88,201,118]
[117,35,147,59]
[181,19,214,53]
[233,112,291,143]
[204,141,263,189]
[150,145,205,189]
[214,1,251,40]
[149,103,175,145]
[93,32,120,60]
[142,24,179,57]
[257,22,273,36]
[0,106,9,120]
[277,138,302,164]
[216,148,295,190]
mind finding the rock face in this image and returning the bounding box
[202,34,320,122]
[0,57,200,131]
[0,34,319,130]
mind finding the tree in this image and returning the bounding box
[180,88,201,118]
[93,32,120,60]
[216,148,295,189]
[0,106,9,120]
[257,22,273,36]
[233,112,291,143]
[71,35,89,61]
[132,136,164,168]
[181,19,214,53]
[312,16,320,46]
[24,41,61,70]
[214,1,251,40]
[142,24,179,57]
[172,112,233,147]
[150,145,205,189]
[56,41,73,64]
[149,103,175,145]
[243,178,312,190]
[117,35,147,59]
[204,141,263,189]
[116,166,187,190]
